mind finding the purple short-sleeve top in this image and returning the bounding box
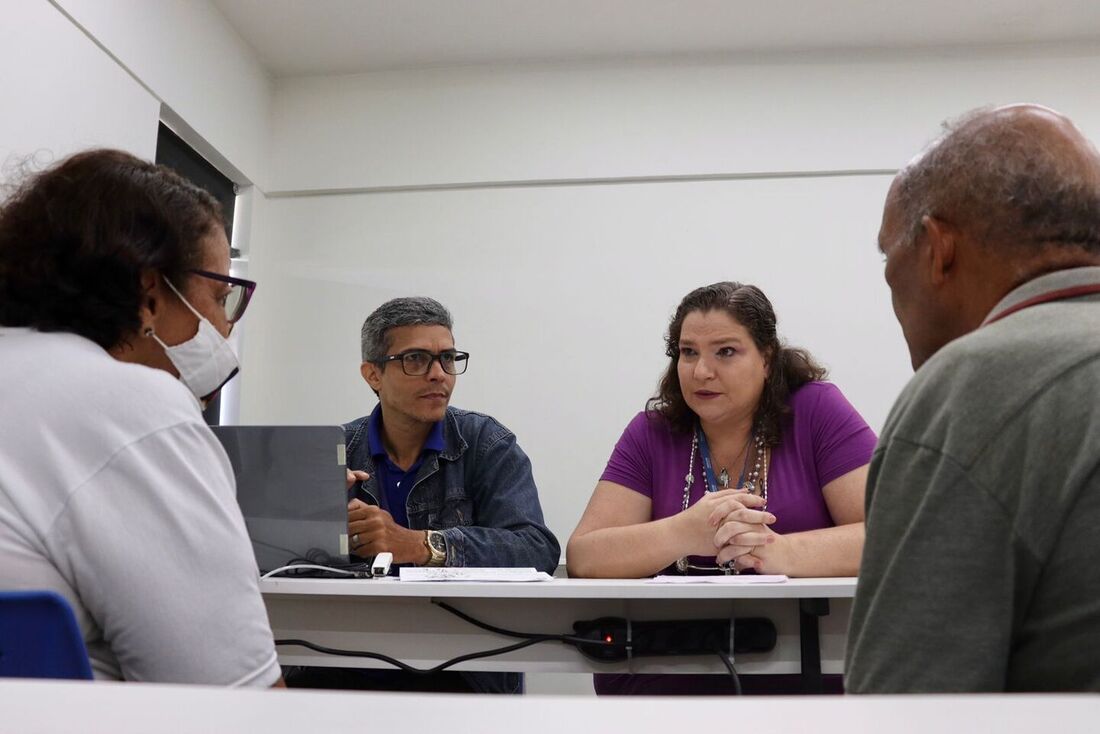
[594,381,875,695]
[600,381,876,537]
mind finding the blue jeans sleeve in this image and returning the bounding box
[441,429,560,574]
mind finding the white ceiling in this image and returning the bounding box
[213,0,1100,78]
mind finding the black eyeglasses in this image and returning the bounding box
[379,349,470,376]
[188,269,257,324]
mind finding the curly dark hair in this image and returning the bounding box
[646,282,827,446]
[0,148,224,350]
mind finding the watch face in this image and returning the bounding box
[429,532,447,553]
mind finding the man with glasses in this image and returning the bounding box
[284,297,558,694]
[343,296,559,576]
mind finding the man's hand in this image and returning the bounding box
[346,469,370,490]
[347,499,430,564]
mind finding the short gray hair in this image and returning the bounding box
[896,106,1100,252]
[360,296,453,363]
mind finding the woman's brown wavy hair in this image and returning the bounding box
[646,282,826,446]
[0,149,223,350]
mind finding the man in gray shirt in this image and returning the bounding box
[846,104,1100,692]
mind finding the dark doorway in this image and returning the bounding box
[155,123,238,424]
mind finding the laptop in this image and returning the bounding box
[211,425,349,573]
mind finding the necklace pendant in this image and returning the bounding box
[742,479,755,493]
[717,468,730,489]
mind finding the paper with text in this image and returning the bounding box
[399,567,554,582]
[646,574,789,584]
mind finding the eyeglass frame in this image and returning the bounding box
[377,349,471,376]
[187,269,257,324]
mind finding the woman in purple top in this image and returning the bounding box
[567,282,876,695]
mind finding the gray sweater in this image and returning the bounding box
[846,267,1100,693]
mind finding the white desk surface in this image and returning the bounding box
[2,680,1097,734]
[260,576,858,600]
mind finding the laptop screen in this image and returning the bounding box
[211,425,349,572]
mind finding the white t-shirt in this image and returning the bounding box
[0,328,279,686]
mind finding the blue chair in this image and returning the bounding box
[0,590,93,680]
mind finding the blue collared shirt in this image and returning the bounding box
[366,405,445,528]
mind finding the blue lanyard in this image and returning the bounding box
[696,425,749,493]
[695,425,722,494]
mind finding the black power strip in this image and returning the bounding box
[571,617,776,662]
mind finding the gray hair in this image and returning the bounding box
[896,105,1100,252]
[360,296,453,363]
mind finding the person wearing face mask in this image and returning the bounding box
[144,274,243,406]
[0,149,281,686]
[567,282,876,695]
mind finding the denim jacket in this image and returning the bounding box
[345,406,560,575]
[344,407,559,694]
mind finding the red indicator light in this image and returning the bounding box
[604,635,613,643]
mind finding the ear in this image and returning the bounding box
[921,215,957,287]
[137,269,161,332]
[361,361,383,392]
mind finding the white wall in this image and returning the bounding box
[242,47,1100,556]
[267,48,1100,192]
[2,0,273,419]
[0,0,160,176]
[242,172,898,546]
[2,1,270,189]
[53,0,273,188]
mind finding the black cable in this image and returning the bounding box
[263,558,373,578]
[275,600,596,674]
[252,542,344,567]
[432,600,595,646]
[436,601,741,683]
[274,636,551,675]
[250,538,309,559]
[277,601,738,682]
[717,651,743,695]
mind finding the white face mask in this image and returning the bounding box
[147,277,240,404]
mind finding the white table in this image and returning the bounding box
[2,679,1098,734]
[261,577,855,688]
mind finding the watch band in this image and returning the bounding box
[423,530,447,567]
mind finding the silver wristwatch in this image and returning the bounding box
[424,530,447,567]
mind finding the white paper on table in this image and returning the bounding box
[646,574,789,584]
[399,567,554,582]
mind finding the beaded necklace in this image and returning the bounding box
[675,429,770,574]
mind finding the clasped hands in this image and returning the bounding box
[682,489,783,573]
[345,469,429,564]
